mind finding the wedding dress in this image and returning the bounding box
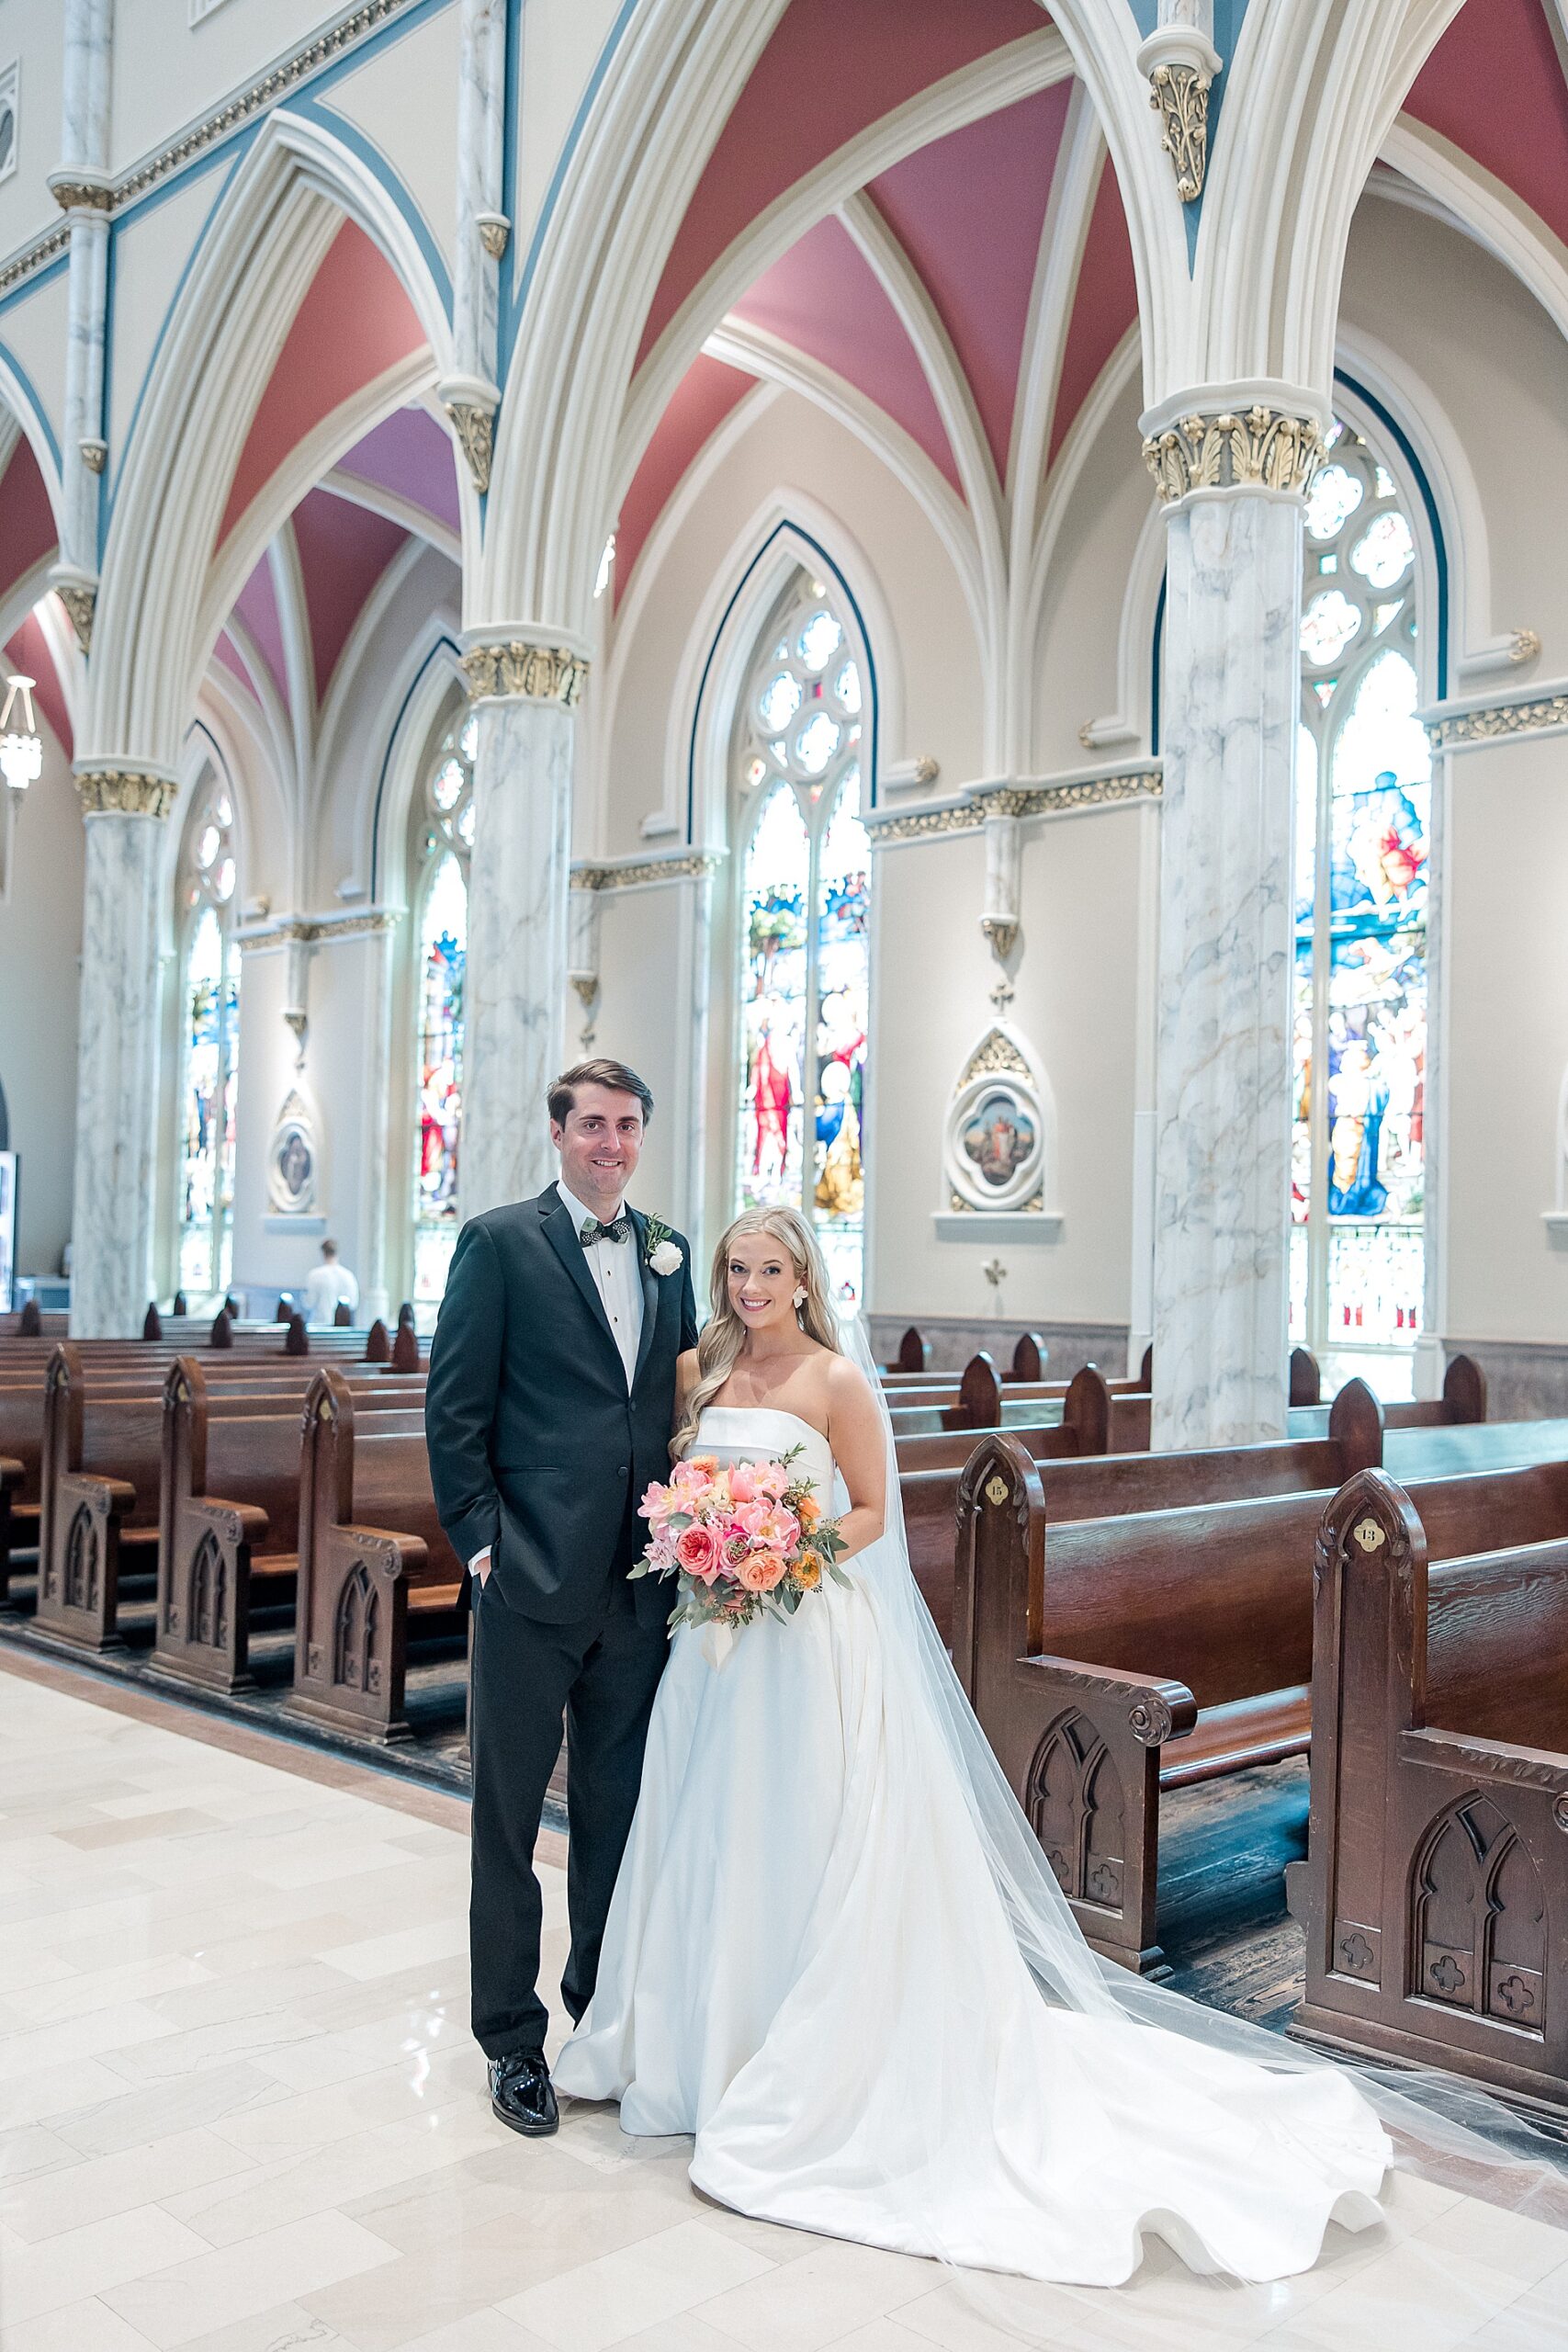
[554,1399,1393,2288]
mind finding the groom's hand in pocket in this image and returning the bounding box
[470,1547,492,1589]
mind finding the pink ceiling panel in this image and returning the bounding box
[337,405,461,537]
[636,0,1049,368]
[0,436,58,606]
[1405,0,1568,249]
[217,220,427,551]
[231,555,288,707]
[733,214,962,492]
[1047,154,1138,469]
[4,615,71,759]
[211,628,259,701]
[615,354,756,603]
[868,80,1073,484]
[289,486,409,702]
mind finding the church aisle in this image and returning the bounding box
[2,1664,1566,2352]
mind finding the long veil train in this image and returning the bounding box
[835,1307,1568,2330]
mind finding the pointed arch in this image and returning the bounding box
[87,108,461,775]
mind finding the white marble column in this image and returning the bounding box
[69,773,175,1336]
[1145,405,1323,1447]
[442,0,505,493]
[356,914,399,1324]
[459,640,584,1216]
[51,0,113,650]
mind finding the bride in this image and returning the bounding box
[554,1204,1398,2289]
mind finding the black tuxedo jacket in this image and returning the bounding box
[424,1184,700,1624]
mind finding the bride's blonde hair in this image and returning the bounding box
[671,1206,841,1459]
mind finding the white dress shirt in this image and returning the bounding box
[470,1182,644,1579]
[556,1179,644,1390]
[301,1261,359,1329]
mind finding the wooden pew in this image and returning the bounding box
[953,1396,1568,1977]
[154,1357,428,1692]
[885,1327,930,1374]
[28,1344,411,1650]
[287,1370,467,1742]
[1285,1353,1487,1442]
[1292,1464,1568,2114]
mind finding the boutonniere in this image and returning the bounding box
[644,1216,683,1277]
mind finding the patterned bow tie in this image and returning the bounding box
[580,1215,631,1246]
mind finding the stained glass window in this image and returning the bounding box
[412,717,473,1308]
[177,783,240,1299]
[1292,421,1427,1396]
[735,573,871,1305]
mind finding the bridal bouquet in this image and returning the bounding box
[631,1447,850,1641]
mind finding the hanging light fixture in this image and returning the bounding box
[0,675,42,796]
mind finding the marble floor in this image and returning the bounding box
[3,1657,1567,2352]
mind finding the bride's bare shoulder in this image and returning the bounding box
[824,1350,876,1409]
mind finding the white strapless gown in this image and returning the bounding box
[553,1407,1389,2287]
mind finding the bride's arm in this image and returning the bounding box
[821,1356,887,1561]
[671,1348,700,1444]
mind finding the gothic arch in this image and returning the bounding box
[86,108,461,776]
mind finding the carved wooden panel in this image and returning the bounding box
[1411,1794,1545,2034]
[64,1505,98,1611]
[189,1530,227,1650]
[1026,1710,1125,1911]
[333,1565,380,1696]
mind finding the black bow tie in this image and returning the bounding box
[579,1215,631,1246]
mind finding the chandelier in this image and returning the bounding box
[0,674,41,796]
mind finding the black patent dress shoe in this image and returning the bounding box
[488,2047,559,2137]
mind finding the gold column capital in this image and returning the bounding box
[462,640,590,707]
[1142,404,1325,507]
[73,768,178,818]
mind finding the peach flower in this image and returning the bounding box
[735,1548,789,1593]
[795,1553,822,1590]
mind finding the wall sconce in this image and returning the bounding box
[0,675,42,796]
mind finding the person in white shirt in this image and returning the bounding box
[301,1240,359,1329]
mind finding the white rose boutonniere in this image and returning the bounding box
[645,1216,683,1277]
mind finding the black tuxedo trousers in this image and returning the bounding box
[424,1185,698,2057]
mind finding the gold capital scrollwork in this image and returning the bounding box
[445,401,494,496]
[463,641,590,707]
[57,582,96,654]
[74,769,177,818]
[1142,405,1325,507]
[1149,62,1212,204]
[1425,693,1568,750]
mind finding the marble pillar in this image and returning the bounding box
[53,0,113,635]
[460,644,583,1216]
[1150,471,1308,1448]
[69,776,175,1337]
[356,916,398,1324]
[442,0,504,491]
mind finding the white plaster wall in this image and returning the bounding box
[868,809,1141,1325]
[107,165,230,465]
[1340,196,1568,672]
[229,928,378,1298]
[1441,732,1568,1347]
[0,266,69,458]
[1033,368,1154,768]
[326,6,461,275]
[512,0,626,288]
[589,884,687,1226]
[600,389,984,858]
[0,14,66,258]
[109,1,366,175]
[0,722,84,1277]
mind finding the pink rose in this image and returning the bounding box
[639,1482,675,1525]
[735,1548,789,1594]
[729,1498,772,1540]
[675,1521,722,1582]
[757,1508,800,1555]
[727,1462,759,1503]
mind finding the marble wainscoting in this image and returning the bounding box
[868,1316,1131,1379]
[70,810,165,1338]
[1152,489,1302,1451]
[460,695,573,1218]
[1443,1339,1568,1420]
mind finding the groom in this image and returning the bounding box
[425,1058,698,2136]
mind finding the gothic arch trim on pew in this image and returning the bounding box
[1025,1707,1128,1915]
[1409,1791,1547,2035]
[86,107,459,774]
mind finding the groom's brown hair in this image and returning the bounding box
[547,1058,655,1126]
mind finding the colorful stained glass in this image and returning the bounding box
[733,573,872,1303]
[739,790,809,1211]
[1293,424,1427,1381]
[1301,588,1361,666]
[412,718,476,1307]
[177,785,241,1298]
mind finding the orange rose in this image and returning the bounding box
[795,1553,822,1590]
[796,1494,821,1528]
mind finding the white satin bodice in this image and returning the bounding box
[693,1407,840,1512]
